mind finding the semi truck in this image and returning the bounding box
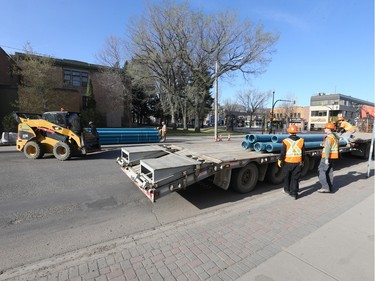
[116,133,373,202]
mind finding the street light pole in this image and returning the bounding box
[214,60,219,141]
[213,57,243,140]
[269,94,295,134]
[269,91,275,134]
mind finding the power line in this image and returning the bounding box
[0,44,57,58]
[0,44,24,52]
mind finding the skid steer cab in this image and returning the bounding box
[13,111,101,161]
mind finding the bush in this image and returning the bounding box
[2,113,18,132]
[80,109,106,127]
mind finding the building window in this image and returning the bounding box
[63,69,89,87]
[81,72,88,87]
[72,71,80,87]
[63,70,71,85]
[311,110,327,117]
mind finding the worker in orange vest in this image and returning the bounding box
[337,116,356,146]
[278,124,305,200]
[318,122,339,193]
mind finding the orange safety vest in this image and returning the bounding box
[322,134,339,159]
[283,138,304,163]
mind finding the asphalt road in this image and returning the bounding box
[0,138,371,272]
[0,139,269,271]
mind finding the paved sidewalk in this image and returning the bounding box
[0,162,374,281]
[238,194,374,281]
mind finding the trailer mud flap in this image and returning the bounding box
[213,169,231,190]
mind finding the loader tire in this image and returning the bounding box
[53,142,71,161]
[230,163,259,193]
[24,141,44,159]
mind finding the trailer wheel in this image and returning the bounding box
[301,156,311,177]
[24,141,44,159]
[53,142,71,161]
[309,156,317,171]
[265,162,284,184]
[230,163,259,193]
[362,142,371,159]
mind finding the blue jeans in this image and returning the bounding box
[341,129,356,144]
[318,158,334,191]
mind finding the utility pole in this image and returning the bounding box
[269,91,275,134]
[214,61,219,141]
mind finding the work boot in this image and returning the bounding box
[290,193,298,200]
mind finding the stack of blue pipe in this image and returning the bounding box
[95,128,160,145]
[242,134,347,153]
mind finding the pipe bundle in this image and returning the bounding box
[91,128,160,145]
[242,134,347,153]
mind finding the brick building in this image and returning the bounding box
[0,47,126,130]
[272,106,309,132]
[0,48,19,132]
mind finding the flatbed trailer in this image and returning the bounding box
[116,134,373,202]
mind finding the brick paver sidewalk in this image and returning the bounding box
[1,162,373,281]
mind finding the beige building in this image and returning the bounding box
[309,93,374,131]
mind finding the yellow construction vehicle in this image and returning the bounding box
[13,111,100,160]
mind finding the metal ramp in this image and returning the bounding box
[140,153,201,183]
[120,145,168,165]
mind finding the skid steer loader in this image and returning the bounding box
[13,111,101,160]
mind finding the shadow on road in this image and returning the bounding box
[178,157,373,209]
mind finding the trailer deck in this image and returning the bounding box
[116,133,373,202]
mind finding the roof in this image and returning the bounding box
[361,105,374,118]
[12,52,106,71]
[311,93,374,107]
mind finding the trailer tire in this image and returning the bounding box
[301,156,310,177]
[265,162,284,185]
[53,142,71,161]
[309,156,317,171]
[362,142,371,159]
[24,141,44,159]
[230,163,259,193]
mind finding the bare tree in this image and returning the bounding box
[96,36,126,68]
[236,89,272,128]
[127,1,189,128]
[126,0,279,130]
[279,94,296,125]
[222,98,242,130]
[96,36,132,126]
